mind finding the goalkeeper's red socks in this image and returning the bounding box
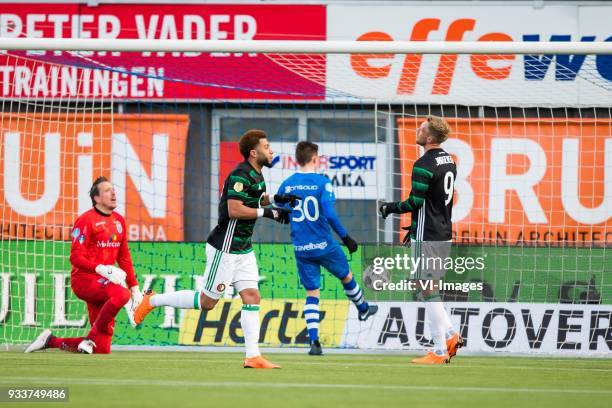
[47,335,85,352]
[46,334,111,354]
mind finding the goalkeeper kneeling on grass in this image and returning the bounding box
[25,177,143,354]
[379,116,463,365]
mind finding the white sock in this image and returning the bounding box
[150,290,200,309]
[439,304,457,339]
[426,301,448,355]
[241,304,261,358]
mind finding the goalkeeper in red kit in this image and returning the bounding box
[25,177,143,354]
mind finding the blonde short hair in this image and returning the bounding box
[426,116,451,143]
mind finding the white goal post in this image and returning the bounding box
[1,38,611,54]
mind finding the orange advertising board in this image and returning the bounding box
[398,118,611,245]
[0,113,188,241]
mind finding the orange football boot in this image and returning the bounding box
[446,333,465,359]
[411,351,450,365]
[243,355,281,369]
[133,290,156,325]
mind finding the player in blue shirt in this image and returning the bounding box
[276,141,378,355]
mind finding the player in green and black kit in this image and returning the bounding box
[135,130,298,369]
[379,116,464,365]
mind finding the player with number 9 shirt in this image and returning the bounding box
[379,116,463,364]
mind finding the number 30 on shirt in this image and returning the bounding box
[292,196,320,222]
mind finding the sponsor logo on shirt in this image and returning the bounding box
[96,241,121,248]
[72,228,86,245]
[294,241,328,252]
[285,184,318,193]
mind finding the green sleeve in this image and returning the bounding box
[397,166,433,213]
[227,174,253,202]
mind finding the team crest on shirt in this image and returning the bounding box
[71,228,80,241]
[115,220,122,233]
[234,182,243,192]
[217,283,226,292]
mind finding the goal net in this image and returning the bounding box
[0,41,610,355]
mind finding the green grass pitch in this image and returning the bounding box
[1,351,611,408]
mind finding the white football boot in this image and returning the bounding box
[24,329,52,353]
[77,339,96,354]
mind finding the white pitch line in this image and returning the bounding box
[13,356,612,372]
[0,377,611,395]
[296,362,612,372]
[280,362,612,373]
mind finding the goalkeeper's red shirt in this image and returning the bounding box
[69,207,137,288]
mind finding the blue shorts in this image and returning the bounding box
[295,244,350,291]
